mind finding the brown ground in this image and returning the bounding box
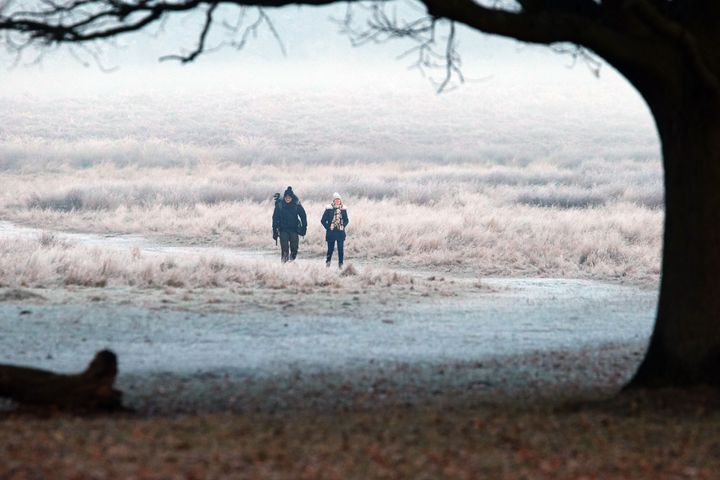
[2,388,719,480]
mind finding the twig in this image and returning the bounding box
[160,2,218,63]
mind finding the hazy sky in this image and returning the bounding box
[1,2,651,111]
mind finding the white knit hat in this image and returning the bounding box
[333,192,342,201]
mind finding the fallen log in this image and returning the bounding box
[0,350,124,411]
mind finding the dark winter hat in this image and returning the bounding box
[283,186,294,197]
[273,192,280,201]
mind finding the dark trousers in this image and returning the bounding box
[326,238,344,266]
[279,230,299,262]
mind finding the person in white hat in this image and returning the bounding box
[320,192,349,268]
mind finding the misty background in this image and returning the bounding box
[1,3,660,170]
[0,2,663,285]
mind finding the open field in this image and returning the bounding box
[0,86,662,285]
[0,170,662,285]
[0,81,678,479]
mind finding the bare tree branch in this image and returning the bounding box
[0,0,709,96]
[218,6,281,55]
[336,3,463,92]
[414,0,685,91]
[230,6,267,50]
[627,0,720,94]
[0,0,352,45]
[436,20,462,92]
[550,43,602,77]
[258,7,285,55]
[159,1,218,63]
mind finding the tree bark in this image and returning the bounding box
[627,72,720,387]
[0,350,124,411]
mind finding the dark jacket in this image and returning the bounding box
[321,205,349,241]
[273,192,308,235]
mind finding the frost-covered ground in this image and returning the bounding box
[0,275,656,414]
[0,80,663,414]
[0,16,694,480]
[0,84,662,282]
[0,220,658,413]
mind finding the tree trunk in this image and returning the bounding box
[628,81,720,387]
[0,350,124,411]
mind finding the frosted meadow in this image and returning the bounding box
[0,79,662,296]
[4,4,720,477]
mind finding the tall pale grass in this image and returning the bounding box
[0,89,662,282]
[0,163,662,282]
[0,235,419,290]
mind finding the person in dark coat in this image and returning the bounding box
[321,192,349,268]
[272,186,307,263]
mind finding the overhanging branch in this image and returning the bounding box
[159,1,218,63]
[418,0,666,83]
[422,0,619,52]
[338,3,463,92]
[0,0,711,98]
[0,0,357,44]
[628,0,720,95]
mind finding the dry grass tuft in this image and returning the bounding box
[340,263,358,277]
[0,236,437,294]
[0,164,662,283]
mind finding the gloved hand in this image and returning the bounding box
[298,226,307,237]
[273,229,279,241]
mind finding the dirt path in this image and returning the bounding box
[0,220,275,261]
